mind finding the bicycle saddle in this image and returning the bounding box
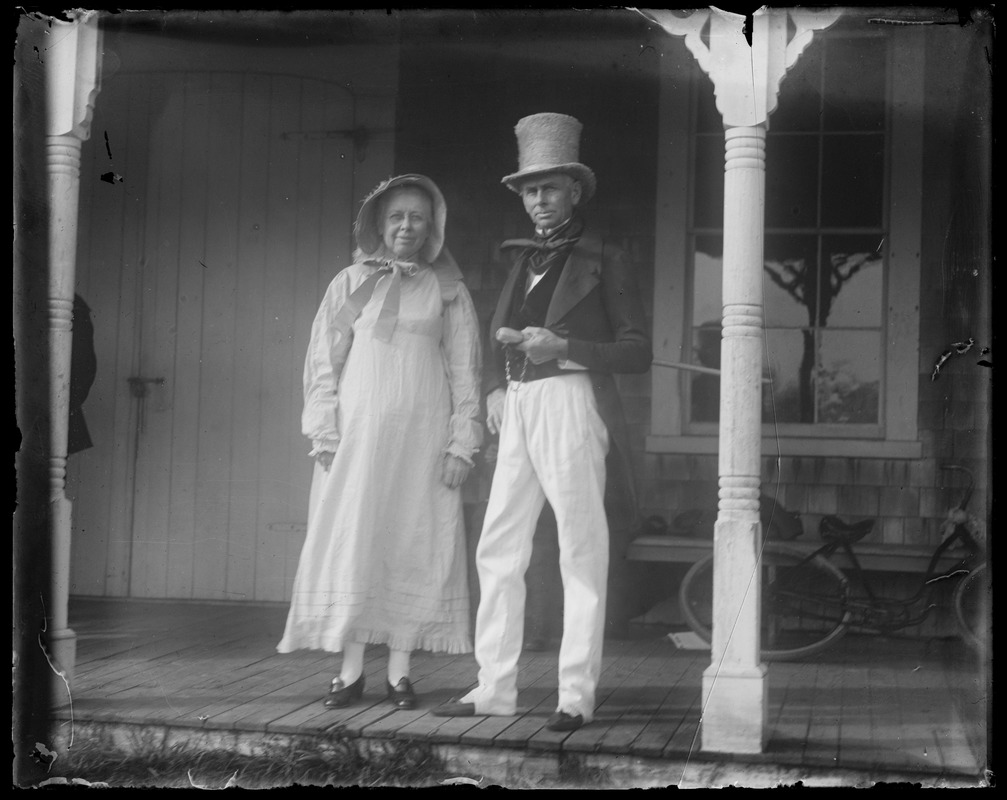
[819,515,875,544]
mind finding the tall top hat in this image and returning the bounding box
[501,113,596,203]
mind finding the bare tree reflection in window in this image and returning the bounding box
[762,248,881,423]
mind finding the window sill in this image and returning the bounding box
[645,435,922,460]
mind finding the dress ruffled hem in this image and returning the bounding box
[277,628,473,656]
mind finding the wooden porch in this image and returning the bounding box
[50,597,987,788]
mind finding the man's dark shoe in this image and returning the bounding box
[546,711,584,732]
[432,701,476,717]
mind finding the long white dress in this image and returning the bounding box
[277,259,482,655]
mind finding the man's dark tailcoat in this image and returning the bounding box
[486,227,652,632]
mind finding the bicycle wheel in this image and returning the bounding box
[952,561,988,652]
[679,541,851,661]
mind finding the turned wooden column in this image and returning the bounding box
[641,6,841,753]
[703,124,769,750]
[43,11,102,698]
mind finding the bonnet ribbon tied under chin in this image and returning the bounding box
[328,259,422,377]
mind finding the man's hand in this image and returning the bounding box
[517,326,569,364]
[495,327,526,344]
[442,454,472,489]
[316,450,336,471]
[486,388,506,436]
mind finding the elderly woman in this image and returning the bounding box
[277,174,482,711]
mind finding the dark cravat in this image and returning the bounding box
[499,218,582,275]
[499,235,578,254]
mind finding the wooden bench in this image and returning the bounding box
[626,535,963,574]
[275,521,962,575]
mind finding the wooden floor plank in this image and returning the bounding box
[266,655,397,735]
[568,638,691,755]
[72,652,315,727]
[389,652,486,744]
[800,659,843,767]
[335,651,468,740]
[223,667,349,731]
[498,639,664,753]
[654,686,702,759]
[940,646,988,774]
[833,662,874,769]
[55,599,986,779]
[434,653,559,747]
[561,635,673,754]
[66,643,297,725]
[766,665,815,759]
[608,648,703,757]
[525,639,669,752]
[71,616,277,692]
[73,631,279,695]
[186,654,336,729]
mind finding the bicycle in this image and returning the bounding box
[678,464,988,661]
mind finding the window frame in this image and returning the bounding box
[647,29,922,459]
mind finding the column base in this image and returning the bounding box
[46,627,77,707]
[700,663,767,754]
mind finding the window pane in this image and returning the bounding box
[694,135,724,228]
[692,235,723,322]
[820,235,884,328]
[765,135,819,228]
[821,133,884,227]
[817,330,881,423]
[687,31,890,433]
[764,235,819,327]
[690,323,722,422]
[773,43,823,132]
[763,328,811,423]
[822,38,887,132]
[691,237,724,423]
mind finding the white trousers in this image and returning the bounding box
[462,374,610,720]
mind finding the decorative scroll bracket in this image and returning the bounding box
[44,10,103,140]
[636,7,842,128]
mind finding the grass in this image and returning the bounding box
[37,724,620,789]
[42,727,467,789]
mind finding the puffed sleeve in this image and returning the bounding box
[440,280,484,465]
[302,269,352,455]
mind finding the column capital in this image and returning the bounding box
[44,11,103,141]
[639,7,842,128]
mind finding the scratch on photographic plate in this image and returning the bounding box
[39,595,74,753]
[931,338,991,381]
[188,768,239,789]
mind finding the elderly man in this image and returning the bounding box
[436,112,651,731]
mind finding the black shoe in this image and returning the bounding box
[546,711,584,732]
[432,701,476,717]
[386,677,417,710]
[323,673,365,708]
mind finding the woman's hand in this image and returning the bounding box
[316,450,336,471]
[486,388,506,436]
[442,454,472,489]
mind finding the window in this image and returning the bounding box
[649,27,922,458]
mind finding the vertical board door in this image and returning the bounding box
[68,70,357,601]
